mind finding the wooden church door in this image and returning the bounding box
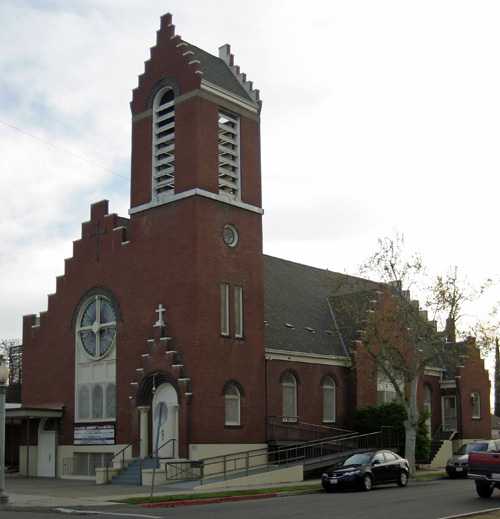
[152,383,178,458]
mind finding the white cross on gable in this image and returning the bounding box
[155,304,166,327]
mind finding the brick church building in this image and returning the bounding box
[9,13,491,481]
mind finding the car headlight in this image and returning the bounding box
[343,470,359,476]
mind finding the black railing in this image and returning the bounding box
[268,416,355,443]
[140,439,176,485]
[165,427,398,486]
[105,439,141,482]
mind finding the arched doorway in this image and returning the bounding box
[152,383,178,458]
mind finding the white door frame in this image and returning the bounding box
[152,383,178,459]
[37,418,57,477]
[442,395,458,432]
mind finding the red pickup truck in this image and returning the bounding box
[468,451,500,497]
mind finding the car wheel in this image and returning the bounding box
[323,487,336,493]
[397,470,408,487]
[476,482,494,498]
[448,472,457,479]
[361,474,372,491]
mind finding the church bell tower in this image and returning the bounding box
[128,13,266,451]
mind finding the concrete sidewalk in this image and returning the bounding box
[0,468,445,509]
[0,473,320,508]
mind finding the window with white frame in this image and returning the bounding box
[224,383,241,426]
[75,294,117,422]
[282,372,297,421]
[471,391,481,419]
[221,282,230,336]
[234,285,243,338]
[152,88,175,199]
[377,369,403,405]
[218,110,240,198]
[322,376,336,423]
[77,296,116,359]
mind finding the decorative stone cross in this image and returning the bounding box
[155,304,166,327]
[88,220,106,262]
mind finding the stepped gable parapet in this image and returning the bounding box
[219,43,261,108]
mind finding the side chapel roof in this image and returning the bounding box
[263,255,378,357]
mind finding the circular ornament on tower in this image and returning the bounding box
[222,224,239,247]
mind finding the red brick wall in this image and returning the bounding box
[265,359,349,430]
[456,342,491,439]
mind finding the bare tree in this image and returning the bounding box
[329,233,488,476]
[0,339,20,363]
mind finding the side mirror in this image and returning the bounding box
[373,460,380,466]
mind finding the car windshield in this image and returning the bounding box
[338,453,373,466]
[456,443,488,455]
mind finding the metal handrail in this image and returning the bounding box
[105,439,141,482]
[431,423,455,442]
[139,439,176,485]
[267,416,355,442]
[165,428,398,486]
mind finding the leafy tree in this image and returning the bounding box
[329,233,488,476]
[353,401,429,461]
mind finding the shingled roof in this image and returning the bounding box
[185,43,253,102]
[263,255,378,357]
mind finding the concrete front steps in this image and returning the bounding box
[110,458,158,485]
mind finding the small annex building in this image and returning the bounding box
[8,13,491,480]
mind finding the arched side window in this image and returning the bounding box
[423,384,432,414]
[223,383,242,426]
[322,376,336,423]
[281,372,298,422]
[152,87,175,199]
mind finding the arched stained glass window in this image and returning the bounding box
[79,386,90,420]
[92,385,103,419]
[106,384,116,419]
[78,296,116,359]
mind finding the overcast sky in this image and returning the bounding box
[1,0,499,342]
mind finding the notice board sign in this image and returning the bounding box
[74,424,115,445]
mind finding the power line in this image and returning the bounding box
[0,119,130,182]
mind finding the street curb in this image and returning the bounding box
[140,479,444,508]
[141,492,279,508]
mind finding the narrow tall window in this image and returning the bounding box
[471,392,481,419]
[221,282,230,336]
[322,376,336,423]
[282,372,297,422]
[224,384,241,426]
[152,88,175,199]
[234,285,243,338]
[218,110,240,198]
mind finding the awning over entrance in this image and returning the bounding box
[6,406,64,420]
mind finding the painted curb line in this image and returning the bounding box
[141,492,279,508]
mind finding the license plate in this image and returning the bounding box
[492,473,500,480]
[329,478,338,484]
[456,468,463,472]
